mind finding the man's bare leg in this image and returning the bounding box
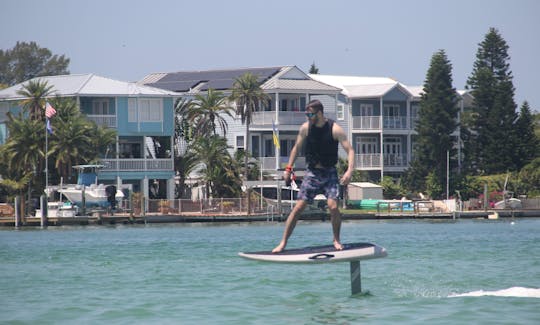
[272,200,308,253]
[327,198,343,250]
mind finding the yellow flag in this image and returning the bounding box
[272,120,280,150]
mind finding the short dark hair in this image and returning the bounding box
[306,99,324,113]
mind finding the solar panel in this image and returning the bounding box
[151,67,282,92]
[147,80,200,92]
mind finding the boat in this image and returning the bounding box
[250,182,327,215]
[35,201,79,218]
[52,165,125,209]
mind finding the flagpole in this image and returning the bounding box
[45,118,48,195]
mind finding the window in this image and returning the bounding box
[236,136,244,150]
[356,137,378,154]
[383,104,400,117]
[92,99,109,115]
[360,104,374,116]
[337,104,345,120]
[384,137,402,154]
[128,98,137,122]
[139,99,162,122]
[251,135,260,157]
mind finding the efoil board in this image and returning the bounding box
[239,242,387,264]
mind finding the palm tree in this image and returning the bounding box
[48,99,96,181]
[174,148,199,198]
[229,72,269,213]
[191,135,241,198]
[1,113,46,215]
[3,112,45,178]
[16,79,54,121]
[185,89,234,137]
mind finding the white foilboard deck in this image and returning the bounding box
[239,242,387,264]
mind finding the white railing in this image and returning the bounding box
[384,154,408,167]
[102,158,173,171]
[352,116,381,130]
[252,111,336,126]
[383,116,408,129]
[355,154,382,169]
[259,156,307,170]
[87,115,117,128]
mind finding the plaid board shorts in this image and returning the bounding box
[298,167,339,204]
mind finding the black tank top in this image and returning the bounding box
[305,119,338,168]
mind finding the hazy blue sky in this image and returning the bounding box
[3,0,539,111]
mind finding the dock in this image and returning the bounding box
[1,209,539,227]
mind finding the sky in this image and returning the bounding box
[2,0,539,111]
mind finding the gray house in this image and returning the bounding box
[310,74,468,182]
[140,66,342,177]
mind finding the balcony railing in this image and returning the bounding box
[355,154,382,169]
[101,158,173,171]
[352,116,381,130]
[383,154,408,167]
[252,111,336,126]
[383,116,408,129]
[259,156,307,171]
[257,154,407,171]
[352,116,412,130]
[87,115,117,128]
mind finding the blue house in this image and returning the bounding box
[0,74,178,200]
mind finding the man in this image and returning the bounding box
[272,99,355,253]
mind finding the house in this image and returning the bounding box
[140,66,342,177]
[309,74,414,182]
[0,74,178,200]
[309,74,468,182]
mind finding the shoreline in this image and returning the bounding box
[1,209,538,227]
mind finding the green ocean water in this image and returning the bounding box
[1,219,539,324]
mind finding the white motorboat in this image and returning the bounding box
[54,165,125,208]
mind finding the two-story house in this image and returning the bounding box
[0,74,178,200]
[310,74,469,182]
[140,66,342,178]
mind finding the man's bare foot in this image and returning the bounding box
[333,240,343,251]
[272,242,286,253]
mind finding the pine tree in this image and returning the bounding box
[465,28,518,174]
[404,50,458,198]
[515,101,539,169]
[309,62,319,74]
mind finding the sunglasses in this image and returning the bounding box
[305,112,317,118]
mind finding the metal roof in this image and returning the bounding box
[0,74,178,101]
[141,67,284,92]
[309,74,410,98]
[140,66,340,94]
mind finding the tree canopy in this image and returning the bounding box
[403,50,458,198]
[0,41,70,86]
[465,28,519,174]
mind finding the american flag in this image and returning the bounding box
[45,102,56,118]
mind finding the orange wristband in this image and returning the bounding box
[285,165,293,172]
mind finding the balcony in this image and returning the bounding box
[252,111,336,127]
[355,154,382,169]
[87,115,117,128]
[383,116,408,129]
[352,116,381,130]
[101,158,173,172]
[384,154,408,167]
[259,156,307,171]
[352,116,411,130]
